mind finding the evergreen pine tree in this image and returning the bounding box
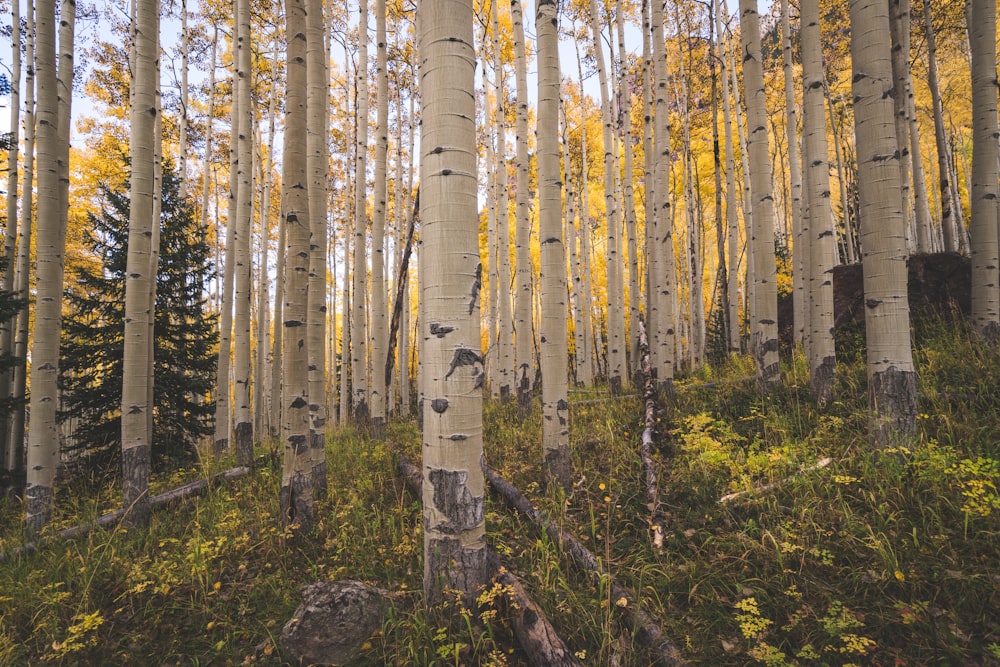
[59,161,217,473]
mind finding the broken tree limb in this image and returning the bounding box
[0,464,253,563]
[395,454,581,667]
[385,187,419,389]
[482,462,686,666]
[638,319,667,550]
[718,457,833,504]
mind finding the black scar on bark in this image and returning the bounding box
[445,347,483,379]
[428,468,485,534]
[431,398,449,413]
[430,322,455,338]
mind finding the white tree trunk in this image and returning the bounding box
[352,0,370,423]
[781,0,806,347]
[716,0,741,354]
[369,0,389,431]
[850,0,919,444]
[493,0,514,399]
[968,0,1000,338]
[280,0,314,527]
[801,0,837,404]
[121,0,158,528]
[739,0,780,390]
[417,0,490,604]
[537,0,570,491]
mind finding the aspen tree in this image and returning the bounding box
[232,0,254,466]
[564,105,586,386]
[280,0,314,527]
[352,0,370,423]
[178,0,189,195]
[849,0,918,444]
[25,0,74,529]
[649,0,675,393]
[214,95,238,458]
[370,0,389,432]
[537,0,570,490]
[738,0,780,389]
[493,0,515,399]
[417,0,490,604]
[801,0,837,404]
[780,0,805,346]
[615,0,641,382]
[256,61,278,439]
[121,0,158,528]
[922,0,960,254]
[9,0,35,472]
[573,33,596,386]
[968,0,1000,340]
[715,0,740,354]
[511,0,534,413]
[305,0,329,492]
[0,0,20,465]
[589,0,627,394]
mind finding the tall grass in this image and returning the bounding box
[0,317,997,665]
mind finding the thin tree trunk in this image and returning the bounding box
[370,0,388,432]
[590,0,627,394]
[352,0,370,424]
[889,0,916,251]
[178,0,189,196]
[649,0,675,393]
[279,0,314,527]
[8,0,34,473]
[306,0,329,492]
[214,88,238,459]
[0,0,21,466]
[417,0,490,604]
[256,63,277,440]
[801,0,837,404]
[493,0,514,399]
[922,0,959,253]
[716,0,741,353]
[738,0,780,390]
[511,0,534,414]
[537,0,570,491]
[121,0,157,528]
[232,0,254,466]
[781,0,805,346]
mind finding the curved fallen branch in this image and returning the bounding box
[396,455,581,667]
[0,462,260,563]
[482,463,686,666]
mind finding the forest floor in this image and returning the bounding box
[0,316,998,665]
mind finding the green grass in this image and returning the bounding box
[1,318,998,665]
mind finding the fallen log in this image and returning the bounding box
[396,455,581,667]
[637,319,667,550]
[718,457,832,504]
[482,463,686,666]
[0,464,254,563]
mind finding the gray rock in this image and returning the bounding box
[280,580,391,665]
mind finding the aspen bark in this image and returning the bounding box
[781,0,805,346]
[511,0,534,413]
[418,0,490,604]
[801,0,837,404]
[121,0,158,528]
[369,0,388,431]
[739,0,780,389]
[280,0,314,527]
[9,0,35,472]
[590,0,627,394]
[26,0,62,528]
[0,0,21,466]
[649,0,675,392]
[968,0,1000,339]
[716,0,741,354]
[232,0,254,466]
[537,0,570,491]
[352,0,370,423]
[306,0,329,492]
[493,0,514,399]
[850,0,919,444]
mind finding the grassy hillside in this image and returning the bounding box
[0,318,997,665]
